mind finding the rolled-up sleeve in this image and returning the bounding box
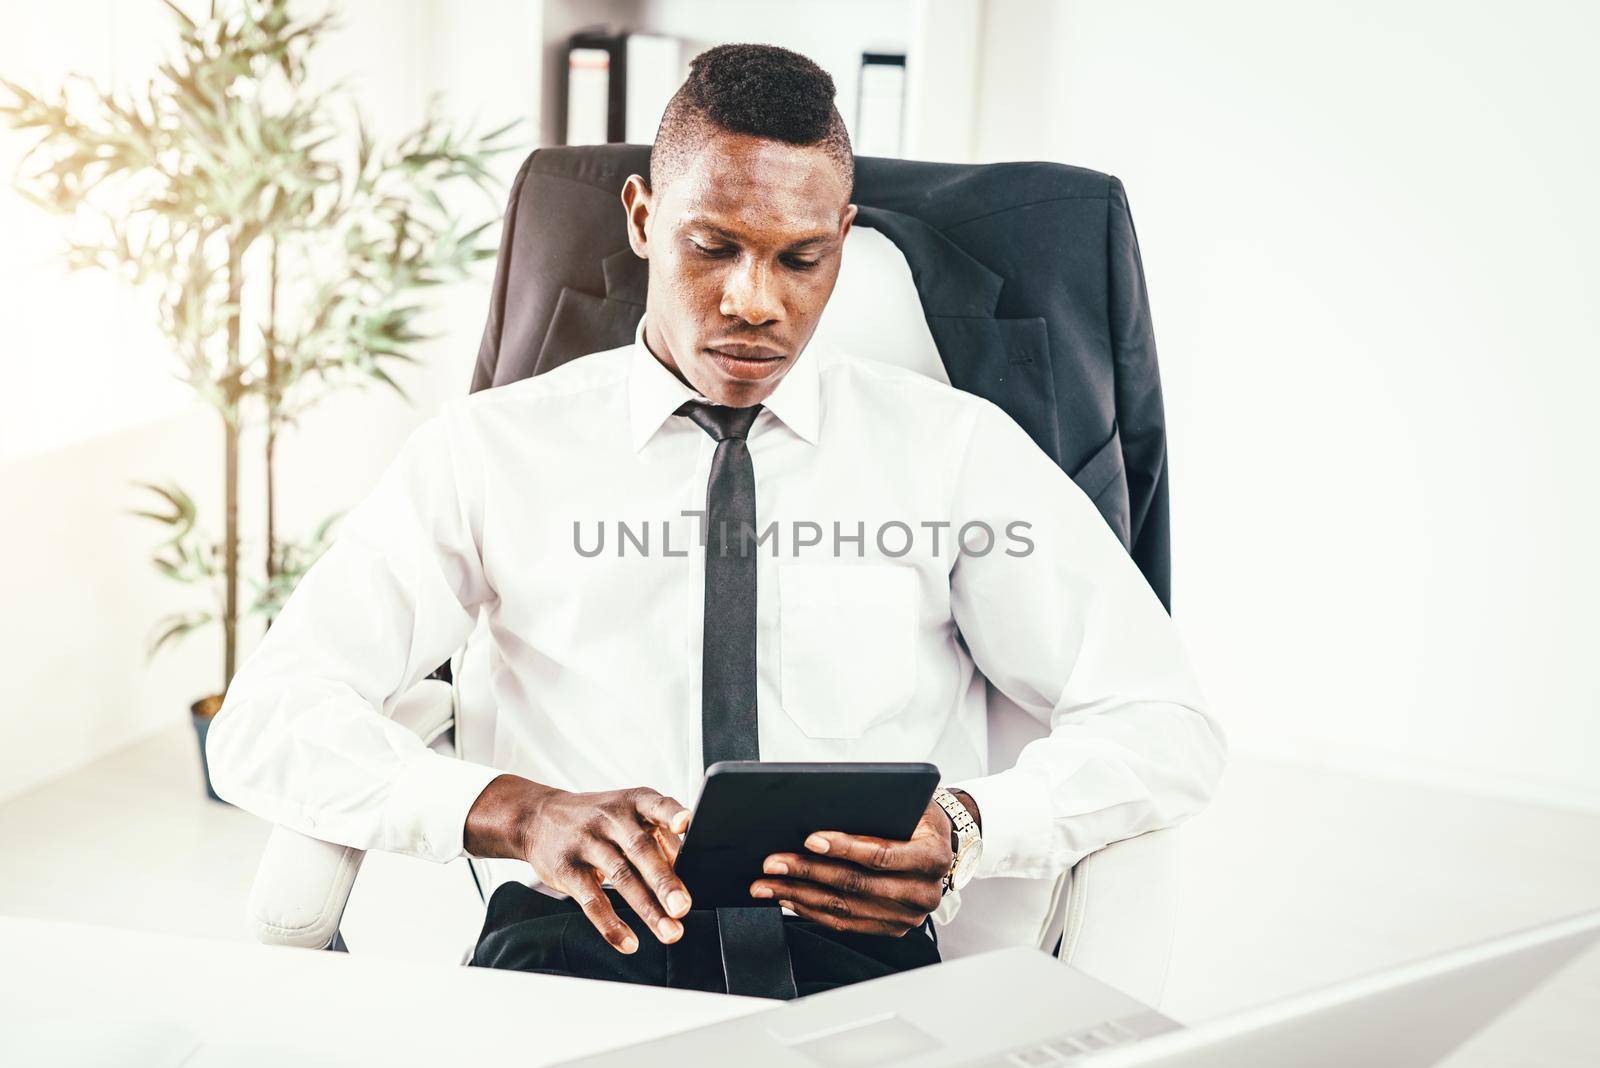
[945,400,1228,881]
[206,399,503,863]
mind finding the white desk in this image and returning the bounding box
[0,915,774,1066]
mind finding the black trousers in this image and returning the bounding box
[470,881,941,998]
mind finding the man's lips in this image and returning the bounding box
[705,342,784,362]
[704,343,786,382]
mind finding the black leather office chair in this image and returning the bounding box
[247,145,1186,1007]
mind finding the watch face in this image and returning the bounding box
[951,839,983,889]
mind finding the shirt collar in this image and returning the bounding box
[759,334,820,446]
[628,315,701,450]
[627,315,820,450]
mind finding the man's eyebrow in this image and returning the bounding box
[685,218,835,249]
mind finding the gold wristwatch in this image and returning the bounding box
[932,787,983,893]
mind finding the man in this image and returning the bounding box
[208,44,1226,998]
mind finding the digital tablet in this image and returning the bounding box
[673,761,941,909]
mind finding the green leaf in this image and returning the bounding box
[147,612,211,657]
[131,479,198,526]
[367,363,410,401]
[159,0,196,33]
[312,510,345,541]
[128,508,182,528]
[477,117,523,144]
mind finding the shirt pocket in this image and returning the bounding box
[777,562,918,739]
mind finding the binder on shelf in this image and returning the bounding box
[565,30,683,146]
[566,42,612,146]
[857,52,906,158]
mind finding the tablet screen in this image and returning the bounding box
[673,761,940,910]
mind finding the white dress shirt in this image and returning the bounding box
[209,315,1226,897]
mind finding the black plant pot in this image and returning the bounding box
[190,695,226,804]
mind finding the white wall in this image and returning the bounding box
[904,0,983,163]
[989,0,1600,807]
[0,0,539,803]
[0,1,218,802]
[0,3,186,459]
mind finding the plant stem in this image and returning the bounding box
[223,234,243,690]
[265,238,279,608]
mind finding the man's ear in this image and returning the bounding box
[620,175,653,258]
[840,202,858,241]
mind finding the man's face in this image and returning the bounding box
[621,131,857,407]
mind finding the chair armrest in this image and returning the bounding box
[245,678,456,949]
[248,827,366,948]
[1056,826,1183,1007]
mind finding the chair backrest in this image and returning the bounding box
[457,144,1173,957]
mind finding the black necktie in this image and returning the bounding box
[677,400,797,1000]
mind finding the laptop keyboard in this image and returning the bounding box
[997,1014,1163,1064]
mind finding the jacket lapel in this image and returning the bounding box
[534,247,646,375]
[602,246,649,305]
[855,206,1060,465]
[924,314,1059,465]
[852,205,1002,316]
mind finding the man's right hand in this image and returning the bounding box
[465,774,694,955]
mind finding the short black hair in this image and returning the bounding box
[649,43,854,196]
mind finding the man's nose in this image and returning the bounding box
[719,259,782,326]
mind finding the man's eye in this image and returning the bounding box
[691,241,733,258]
[784,257,821,271]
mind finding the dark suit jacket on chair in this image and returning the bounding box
[471,146,1173,609]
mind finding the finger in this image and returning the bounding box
[753,876,926,930]
[804,830,946,877]
[653,825,682,865]
[761,853,942,912]
[586,839,683,944]
[779,896,915,938]
[614,817,693,920]
[567,867,639,954]
[634,789,693,838]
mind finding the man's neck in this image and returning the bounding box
[643,317,693,392]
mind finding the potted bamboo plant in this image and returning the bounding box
[1,0,517,799]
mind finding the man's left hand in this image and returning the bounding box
[748,798,955,937]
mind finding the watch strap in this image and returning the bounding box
[932,787,980,892]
